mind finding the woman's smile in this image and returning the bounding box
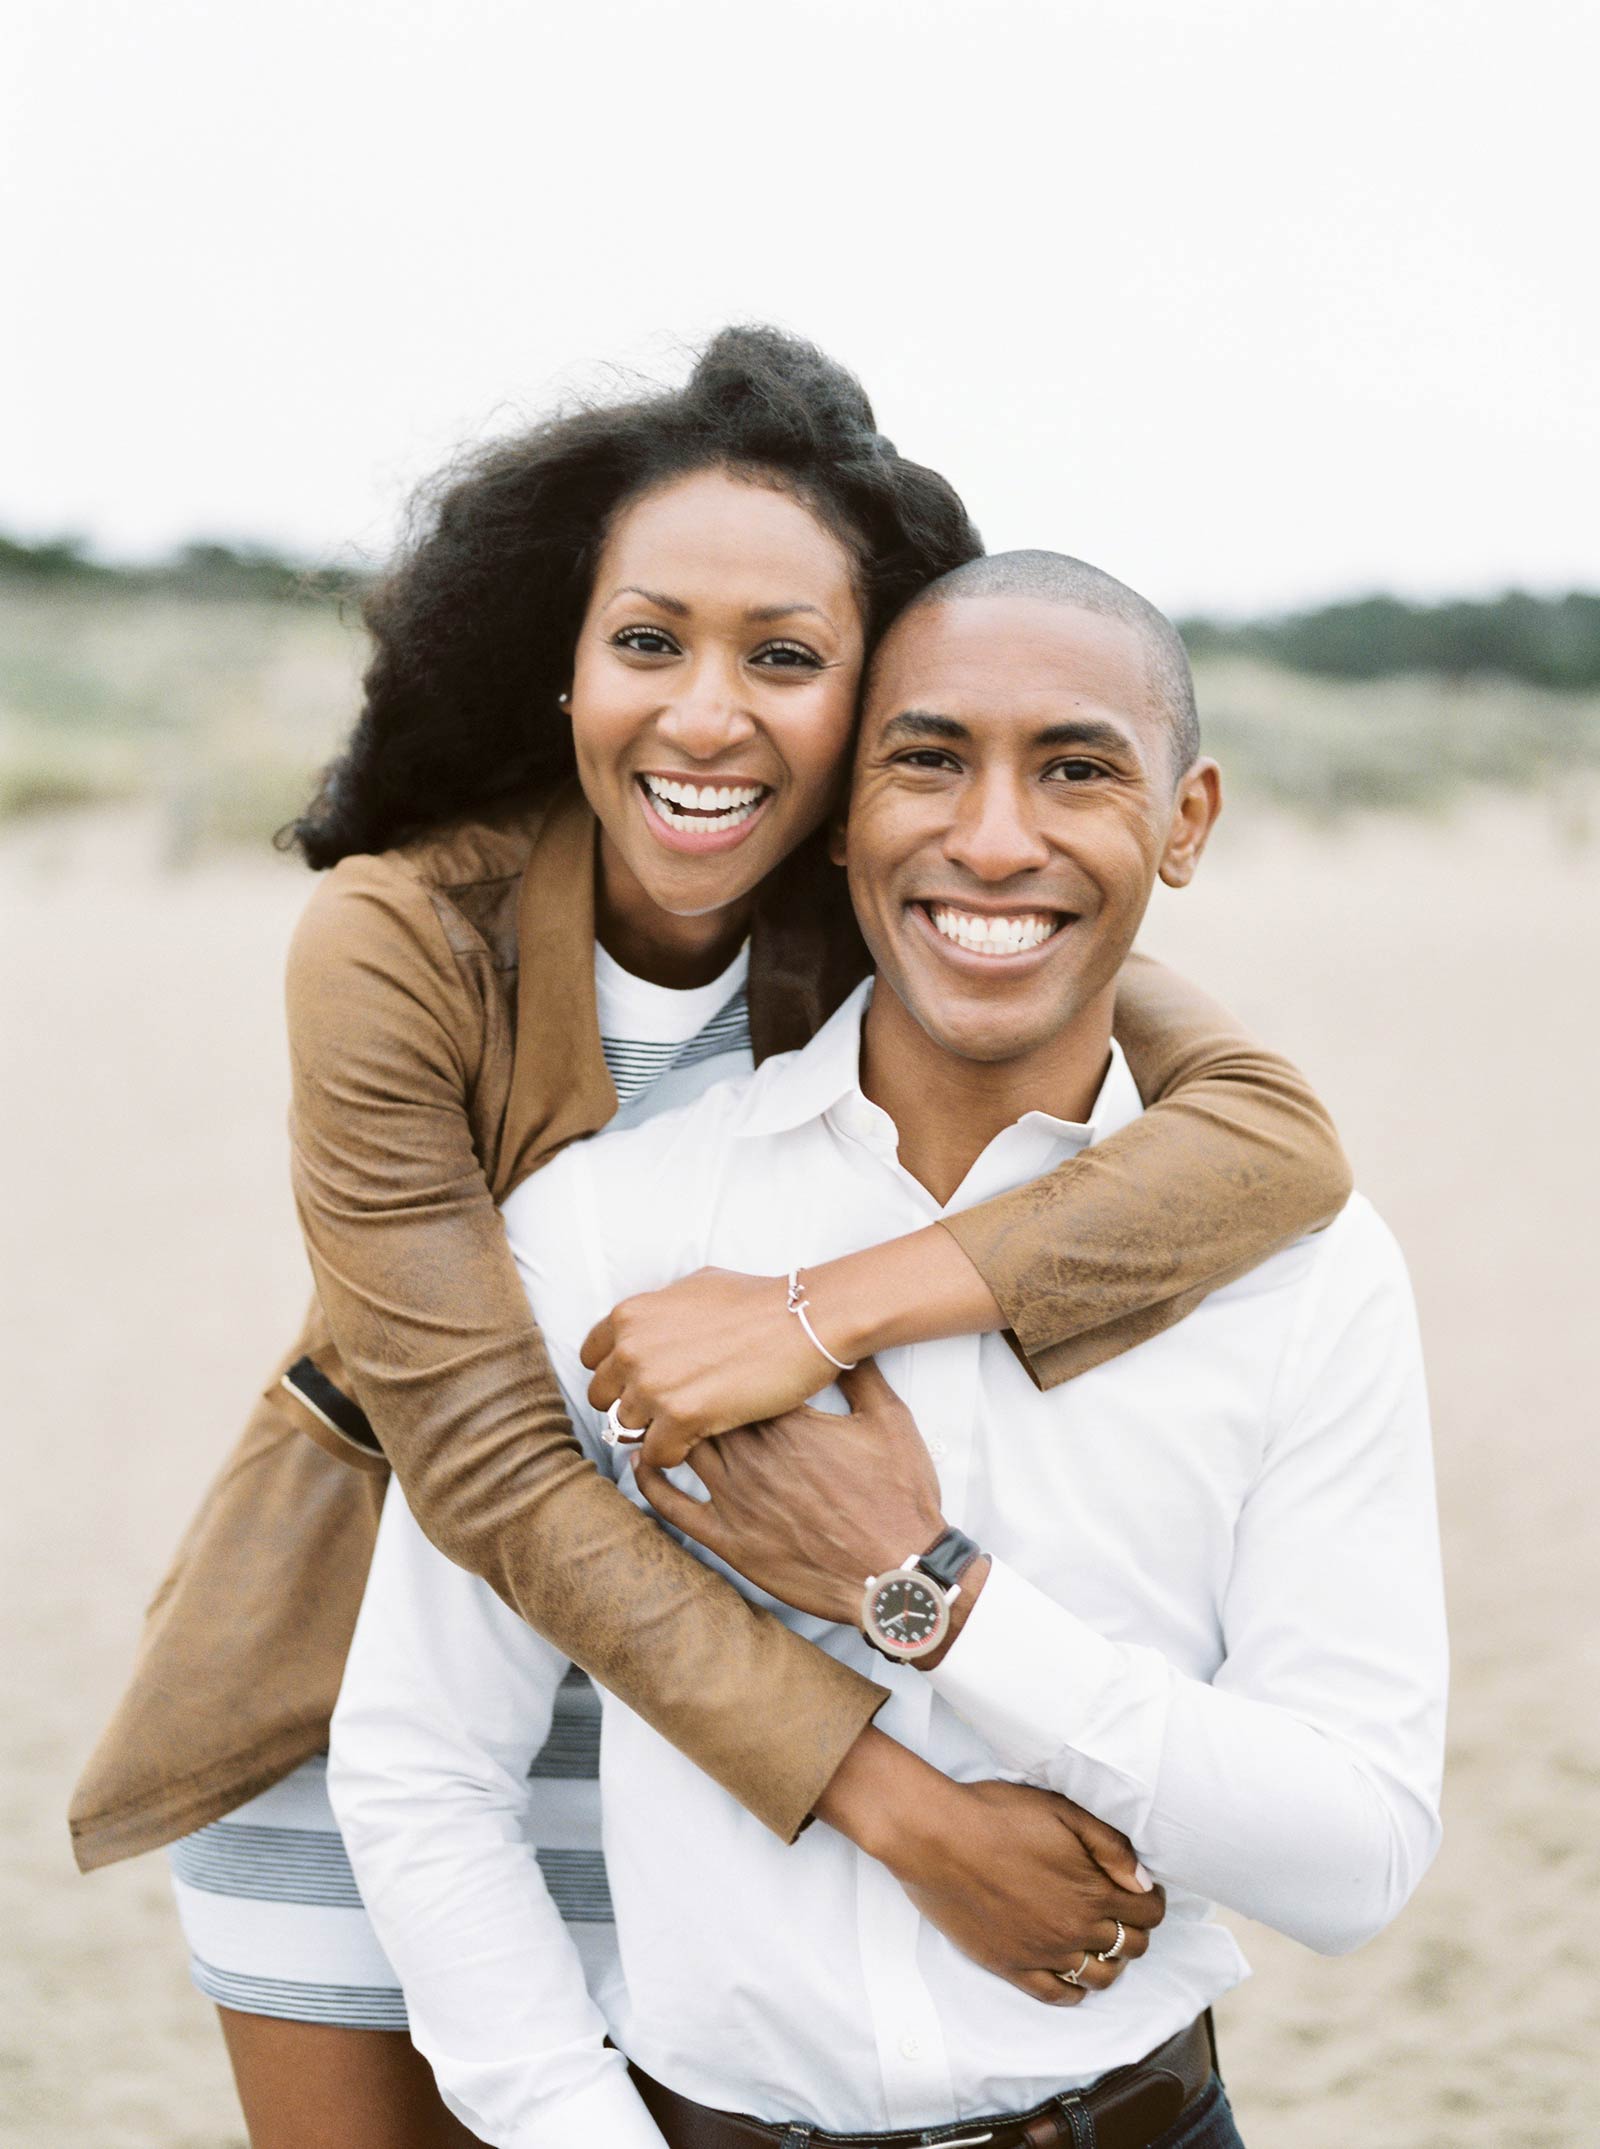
[635,770,776,852]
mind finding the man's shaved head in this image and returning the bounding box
[893,550,1200,774]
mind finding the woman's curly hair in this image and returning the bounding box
[286,326,983,866]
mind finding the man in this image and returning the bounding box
[329,554,1447,2149]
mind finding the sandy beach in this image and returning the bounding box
[4,795,1597,2149]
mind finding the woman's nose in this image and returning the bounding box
[654,659,758,760]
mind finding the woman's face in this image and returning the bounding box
[569,467,866,947]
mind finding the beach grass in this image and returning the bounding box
[4,585,1599,853]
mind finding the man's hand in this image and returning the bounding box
[634,1360,945,1624]
[813,1729,1163,2007]
[581,1268,836,1469]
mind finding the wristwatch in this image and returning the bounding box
[860,1528,983,1663]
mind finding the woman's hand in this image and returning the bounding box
[581,1227,1005,1468]
[582,1268,837,1467]
[812,1729,1162,2007]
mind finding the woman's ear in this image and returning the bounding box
[1158,758,1222,888]
[827,805,849,870]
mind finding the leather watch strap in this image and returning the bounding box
[916,1526,981,1593]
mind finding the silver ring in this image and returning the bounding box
[1054,1953,1090,1987]
[603,1399,647,1449]
[1095,1920,1127,1964]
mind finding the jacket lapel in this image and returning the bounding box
[497,783,617,1196]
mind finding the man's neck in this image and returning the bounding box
[858,979,1117,1206]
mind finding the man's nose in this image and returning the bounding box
[653,656,758,760]
[942,771,1052,882]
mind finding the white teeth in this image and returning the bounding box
[927,905,1060,956]
[641,775,767,832]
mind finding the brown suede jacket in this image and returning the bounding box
[70,783,1350,1870]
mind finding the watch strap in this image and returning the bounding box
[915,1526,981,1593]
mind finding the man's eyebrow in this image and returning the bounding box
[1034,718,1137,754]
[607,584,690,616]
[879,711,971,745]
[877,712,1137,755]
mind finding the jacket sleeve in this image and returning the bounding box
[285,858,885,1844]
[940,953,1352,1388]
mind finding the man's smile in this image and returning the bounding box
[909,899,1075,965]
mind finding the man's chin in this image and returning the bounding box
[903,1002,1057,1067]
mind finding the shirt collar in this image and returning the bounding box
[730,977,1143,1152]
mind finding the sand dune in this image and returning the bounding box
[4,796,1596,2149]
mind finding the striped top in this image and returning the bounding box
[165,939,759,2029]
[595,938,753,1121]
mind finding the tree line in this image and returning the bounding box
[4,532,1597,691]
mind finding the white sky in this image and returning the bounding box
[6,0,1595,614]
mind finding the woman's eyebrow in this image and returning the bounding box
[607,584,690,615]
[743,601,828,624]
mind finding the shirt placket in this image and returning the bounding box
[851,1333,984,2128]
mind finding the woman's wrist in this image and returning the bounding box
[812,1725,956,1875]
[798,1224,1005,1366]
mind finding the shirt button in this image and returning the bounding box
[927,1438,948,1463]
[899,2033,922,2060]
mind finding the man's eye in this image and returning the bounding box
[751,640,822,671]
[897,749,960,772]
[612,626,681,656]
[1049,758,1104,783]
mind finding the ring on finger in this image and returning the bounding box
[603,1399,648,1449]
[1095,1920,1127,1965]
[1054,1953,1091,1987]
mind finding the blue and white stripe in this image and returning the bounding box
[600,985,750,1105]
[167,977,754,2030]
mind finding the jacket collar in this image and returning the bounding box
[498,787,873,1191]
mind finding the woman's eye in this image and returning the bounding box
[612,626,681,657]
[751,640,822,671]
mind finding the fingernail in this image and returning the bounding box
[1134,1863,1154,1891]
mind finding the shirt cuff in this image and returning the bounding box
[495,2060,669,2149]
[926,1554,1130,1782]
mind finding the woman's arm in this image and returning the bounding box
[585,953,1352,1463]
[285,856,885,1844]
[934,951,1352,1387]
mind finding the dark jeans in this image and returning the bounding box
[1148,2076,1245,2149]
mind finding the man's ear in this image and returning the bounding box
[1158,758,1222,888]
[827,804,849,870]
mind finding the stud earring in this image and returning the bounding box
[557,691,570,708]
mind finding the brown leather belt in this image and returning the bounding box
[628,2015,1215,2149]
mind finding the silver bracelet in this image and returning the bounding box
[785,1268,859,1372]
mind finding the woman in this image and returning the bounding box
[73,328,1348,2147]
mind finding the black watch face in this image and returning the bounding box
[868,1574,945,1656]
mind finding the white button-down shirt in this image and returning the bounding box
[329,982,1447,2149]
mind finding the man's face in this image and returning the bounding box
[841,593,1220,1067]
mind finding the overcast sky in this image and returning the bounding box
[6,0,1594,614]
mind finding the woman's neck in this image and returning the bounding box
[594,844,752,989]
